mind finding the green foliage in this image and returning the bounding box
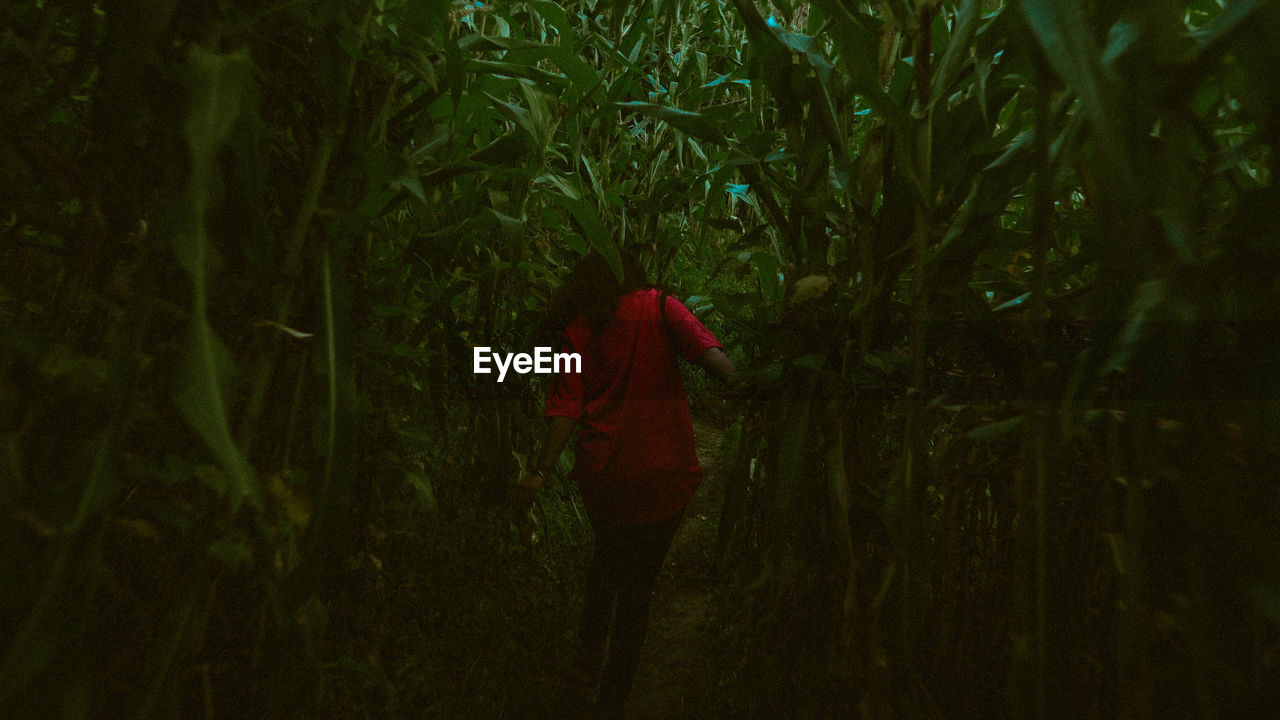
[701,0,1280,717]
[2,0,1278,718]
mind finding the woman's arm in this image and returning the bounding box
[696,347,735,384]
[521,415,577,491]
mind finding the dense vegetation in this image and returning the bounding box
[3,0,1278,718]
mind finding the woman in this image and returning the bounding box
[519,250,734,717]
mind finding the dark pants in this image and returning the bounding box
[577,507,684,708]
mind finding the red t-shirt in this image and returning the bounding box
[545,289,722,524]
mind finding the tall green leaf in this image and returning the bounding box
[175,45,259,511]
[548,193,623,280]
[612,100,727,144]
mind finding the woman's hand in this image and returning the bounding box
[508,471,547,547]
[508,471,545,508]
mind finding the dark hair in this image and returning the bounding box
[541,249,650,337]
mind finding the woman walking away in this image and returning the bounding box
[519,250,734,718]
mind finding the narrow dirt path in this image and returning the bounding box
[623,419,726,718]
